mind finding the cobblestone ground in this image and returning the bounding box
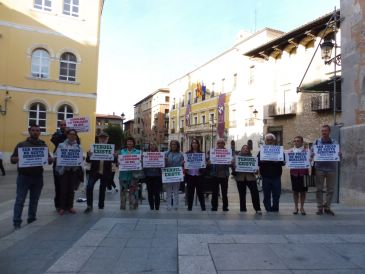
[0,170,364,274]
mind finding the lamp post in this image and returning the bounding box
[319,7,340,126]
[120,112,126,131]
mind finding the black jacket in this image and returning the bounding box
[86,154,117,178]
[257,152,285,178]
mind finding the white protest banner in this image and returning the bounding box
[56,147,83,166]
[18,147,48,167]
[119,153,142,171]
[260,145,284,161]
[210,148,232,165]
[313,144,340,161]
[184,153,206,169]
[66,116,90,132]
[285,150,310,169]
[162,167,183,183]
[235,156,258,173]
[142,152,165,168]
[90,144,115,161]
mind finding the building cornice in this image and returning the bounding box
[0,20,66,38]
[0,85,97,99]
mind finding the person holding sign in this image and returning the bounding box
[84,132,117,213]
[11,124,53,229]
[289,136,309,215]
[119,137,141,210]
[165,140,184,210]
[232,145,262,215]
[143,143,163,210]
[312,125,341,216]
[257,133,285,212]
[207,139,232,212]
[56,129,83,215]
[185,138,206,211]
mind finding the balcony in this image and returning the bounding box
[311,93,341,112]
[185,123,210,132]
[170,128,175,134]
[268,102,297,117]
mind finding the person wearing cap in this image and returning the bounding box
[84,132,117,213]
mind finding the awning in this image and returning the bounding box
[298,76,341,93]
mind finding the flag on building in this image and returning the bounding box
[196,82,202,98]
[217,93,226,138]
[202,82,206,100]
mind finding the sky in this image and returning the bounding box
[96,0,340,119]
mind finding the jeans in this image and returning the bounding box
[13,174,44,226]
[211,177,229,210]
[236,180,261,212]
[165,182,180,209]
[262,176,281,212]
[86,173,109,208]
[53,162,61,209]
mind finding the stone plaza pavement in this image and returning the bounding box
[0,171,365,274]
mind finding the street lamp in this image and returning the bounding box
[120,112,126,131]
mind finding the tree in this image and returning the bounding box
[103,124,124,150]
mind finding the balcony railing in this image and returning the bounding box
[311,93,342,112]
[268,102,297,117]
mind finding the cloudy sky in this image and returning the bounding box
[96,0,340,119]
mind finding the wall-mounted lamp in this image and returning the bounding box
[253,109,258,117]
[0,91,11,115]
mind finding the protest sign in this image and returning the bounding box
[90,144,115,161]
[66,116,90,132]
[210,148,232,165]
[235,156,258,173]
[313,144,340,161]
[18,147,48,167]
[119,152,142,171]
[142,152,165,168]
[285,150,310,169]
[184,153,206,169]
[56,147,83,166]
[260,145,284,161]
[162,167,183,183]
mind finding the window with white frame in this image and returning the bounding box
[57,104,73,126]
[59,52,77,82]
[31,49,50,79]
[34,0,52,11]
[29,103,47,132]
[63,0,79,17]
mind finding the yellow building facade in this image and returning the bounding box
[0,0,103,158]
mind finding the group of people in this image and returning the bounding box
[10,122,339,230]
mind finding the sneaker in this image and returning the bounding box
[115,188,119,192]
[14,224,21,230]
[223,208,229,212]
[256,210,262,215]
[84,207,93,214]
[316,209,323,215]
[27,218,36,224]
[324,208,335,216]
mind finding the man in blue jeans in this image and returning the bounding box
[11,124,53,229]
[257,133,285,212]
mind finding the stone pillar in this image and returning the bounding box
[340,0,365,205]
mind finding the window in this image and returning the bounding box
[63,0,79,17]
[202,115,206,124]
[59,52,77,82]
[34,0,52,11]
[210,113,215,123]
[194,116,198,125]
[165,96,170,103]
[31,49,50,79]
[180,119,184,128]
[57,104,73,126]
[29,103,47,132]
[249,66,255,85]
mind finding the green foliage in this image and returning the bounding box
[103,124,124,150]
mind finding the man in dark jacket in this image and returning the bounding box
[84,132,116,213]
[50,120,67,211]
[11,124,53,229]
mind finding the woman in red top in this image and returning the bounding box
[290,136,309,215]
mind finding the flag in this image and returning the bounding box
[217,94,226,138]
[196,82,202,98]
[202,82,206,100]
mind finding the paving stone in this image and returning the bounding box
[209,243,287,271]
[99,237,128,247]
[126,237,153,248]
[338,234,365,243]
[178,224,221,234]
[74,230,108,247]
[292,270,365,274]
[113,247,150,272]
[269,243,358,270]
[152,237,177,248]
[285,234,346,243]
[325,243,365,268]
[232,234,288,244]
[178,255,216,274]
[81,256,116,273]
[146,247,177,272]
[218,271,292,274]
[89,246,123,259]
